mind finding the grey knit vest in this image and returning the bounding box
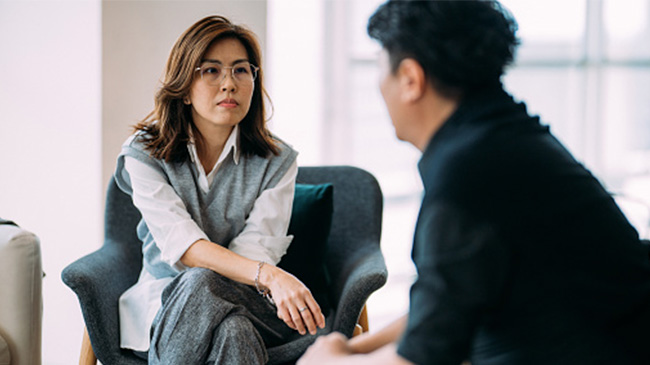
[114,133,298,279]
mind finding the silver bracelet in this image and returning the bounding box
[255,261,269,296]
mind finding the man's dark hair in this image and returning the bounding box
[367,0,519,97]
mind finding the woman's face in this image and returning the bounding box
[187,37,255,136]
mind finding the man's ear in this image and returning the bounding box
[397,58,426,103]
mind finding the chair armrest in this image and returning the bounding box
[329,246,388,337]
[62,240,141,301]
[61,240,142,363]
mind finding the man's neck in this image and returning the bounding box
[412,91,460,151]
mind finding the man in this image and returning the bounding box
[299,1,650,364]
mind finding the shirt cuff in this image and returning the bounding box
[229,234,294,265]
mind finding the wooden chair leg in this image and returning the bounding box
[358,304,369,333]
[352,304,369,337]
[80,325,97,365]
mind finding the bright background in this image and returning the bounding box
[1,1,649,363]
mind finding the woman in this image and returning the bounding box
[113,15,325,364]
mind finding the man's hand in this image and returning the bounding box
[298,332,352,365]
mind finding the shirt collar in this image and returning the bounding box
[187,124,241,167]
[417,84,528,189]
[421,85,506,150]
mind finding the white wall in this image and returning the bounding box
[1,1,268,363]
[267,0,325,165]
[0,1,102,364]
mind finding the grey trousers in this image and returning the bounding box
[147,267,297,365]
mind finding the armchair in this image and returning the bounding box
[62,165,387,364]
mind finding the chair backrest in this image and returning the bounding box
[106,165,383,268]
[296,166,383,304]
[65,165,384,364]
[106,165,384,298]
[105,176,142,254]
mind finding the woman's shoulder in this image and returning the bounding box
[240,135,297,179]
[118,131,166,168]
[122,130,153,149]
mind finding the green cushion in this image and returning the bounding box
[279,183,334,311]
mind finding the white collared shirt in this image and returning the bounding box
[118,125,297,351]
[187,123,242,193]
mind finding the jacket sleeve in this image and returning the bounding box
[397,201,510,365]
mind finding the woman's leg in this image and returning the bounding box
[148,267,293,364]
[205,314,266,365]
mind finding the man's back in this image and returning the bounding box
[406,86,650,364]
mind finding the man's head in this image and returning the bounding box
[367,0,519,149]
[368,0,519,98]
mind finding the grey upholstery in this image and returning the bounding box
[62,165,387,365]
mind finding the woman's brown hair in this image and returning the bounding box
[134,15,278,162]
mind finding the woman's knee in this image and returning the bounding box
[217,315,256,339]
[161,267,221,303]
[178,267,217,286]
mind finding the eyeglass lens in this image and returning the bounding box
[198,62,257,85]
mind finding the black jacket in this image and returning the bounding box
[398,86,650,365]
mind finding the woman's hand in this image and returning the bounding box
[181,242,325,334]
[261,264,326,335]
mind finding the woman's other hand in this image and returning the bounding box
[260,265,326,335]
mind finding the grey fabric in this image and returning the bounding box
[205,315,265,365]
[62,165,387,365]
[149,268,293,364]
[62,178,145,365]
[114,135,298,279]
[0,334,9,365]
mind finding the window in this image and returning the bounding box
[268,0,650,330]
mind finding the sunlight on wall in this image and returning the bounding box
[0,1,102,364]
[266,0,325,166]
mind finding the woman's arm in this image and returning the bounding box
[227,160,298,264]
[126,156,325,335]
[181,238,325,335]
[124,156,209,270]
[180,160,325,335]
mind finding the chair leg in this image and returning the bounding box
[352,324,363,337]
[358,304,369,333]
[352,304,369,337]
[80,325,97,365]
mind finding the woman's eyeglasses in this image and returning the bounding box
[194,61,259,87]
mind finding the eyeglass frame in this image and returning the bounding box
[194,61,260,86]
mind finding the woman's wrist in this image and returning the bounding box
[254,261,269,295]
[258,261,278,291]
